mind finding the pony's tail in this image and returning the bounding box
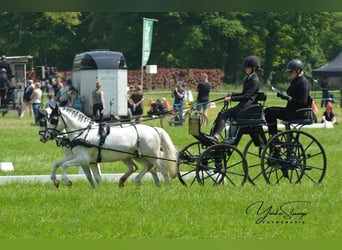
[154,127,178,179]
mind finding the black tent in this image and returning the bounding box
[312,52,342,77]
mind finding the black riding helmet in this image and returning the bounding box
[243,56,261,70]
[286,59,304,72]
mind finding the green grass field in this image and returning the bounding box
[0,90,341,240]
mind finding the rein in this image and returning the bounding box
[40,107,178,163]
[88,143,177,163]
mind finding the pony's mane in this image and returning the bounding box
[60,107,93,124]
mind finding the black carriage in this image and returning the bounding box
[177,92,327,186]
[1,55,32,116]
[0,87,24,116]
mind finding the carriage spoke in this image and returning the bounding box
[177,142,204,186]
[261,130,326,185]
[196,144,248,186]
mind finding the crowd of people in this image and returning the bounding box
[18,76,84,125]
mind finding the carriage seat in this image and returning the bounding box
[235,92,267,126]
[283,96,316,126]
[222,92,267,145]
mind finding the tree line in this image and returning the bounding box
[1,12,341,85]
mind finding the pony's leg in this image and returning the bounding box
[133,159,154,186]
[149,167,161,187]
[155,159,171,187]
[50,157,71,188]
[52,147,75,188]
[59,156,86,187]
[51,161,61,188]
[90,163,103,188]
[81,166,96,189]
[135,158,161,187]
[118,159,138,187]
[61,165,73,188]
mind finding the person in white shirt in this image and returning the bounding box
[30,81,43,125]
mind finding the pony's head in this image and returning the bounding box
[38,105,66,142]
[47,105,67,138]
[38,107,52,143]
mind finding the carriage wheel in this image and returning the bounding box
[261,130,327,185]
[243,139,265,184]
[177,141,206,186]
[196,144,248,186]
[167,113,181,126]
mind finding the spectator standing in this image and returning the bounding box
[128,85,144,123]
[196,73,211,126]
[0,68,9,115]
[20,79,34,118]
[0,56,15,103]
[69,89,85,111]
[91,82,105,121]
[59,79,72,107]
[51,78,62,105]
[30,81,43,125]
[66,79,76,106]
[45,93,58,108]
[0,68,9,100]
[0,55,13,81]
[52,78,60,95]
[172,80,185,126]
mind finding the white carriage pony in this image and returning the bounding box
[40,131,161,189]
[54,133,103,188]
[39,106,179,187]
[39,107,105,188]
[39,108,162,188]
[40,129,162,189]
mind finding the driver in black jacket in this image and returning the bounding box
[265,59,310,137]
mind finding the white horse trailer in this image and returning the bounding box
[72,50,128,120]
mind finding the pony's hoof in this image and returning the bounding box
[134,182,142,187]
[54,180,60,188]
[66,180,73,188]
[118,178,126,187]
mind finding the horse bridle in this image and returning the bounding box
[38,109,67,140]
[38,110,50,139]
[39,108,94,141]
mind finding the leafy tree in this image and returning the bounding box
[0,12,82,70]
[2,12,342,86]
